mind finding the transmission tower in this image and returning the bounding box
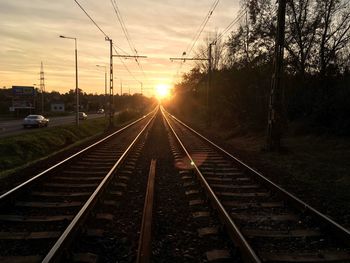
[40,62,46,114]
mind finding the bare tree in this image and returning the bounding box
[226,0,276,68]
[193,32,225,72]
[316,0,350,77]
[285,0,320,77]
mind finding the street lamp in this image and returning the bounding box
[60,35,79,126]
[96,65,107,112]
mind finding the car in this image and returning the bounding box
[79,112,87,120]
[97,108,104,114]
[23,115,49,128]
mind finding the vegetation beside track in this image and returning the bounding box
[0,108,149,178]
[170,112,350,228]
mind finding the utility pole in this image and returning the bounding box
[207,43,213,126]
[267,0,287,151]
[106,37,114,128]
[105,37,147,128]
[40,62,45,114]
[170,43,214,126]
[120,80,123,95]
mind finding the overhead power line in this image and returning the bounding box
[74,0,129,55]
[110,0,148,79]
[74,0,108,37]
[172,0,220,84]
[73,0,141,81]
[186,0,220,57]
[112,45,142,83]
[110,0,137,57]
[214,6,248,43]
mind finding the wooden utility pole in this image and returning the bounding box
[105,37,147,128]
[267,0,287,151]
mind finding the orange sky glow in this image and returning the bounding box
[0,0,240,97]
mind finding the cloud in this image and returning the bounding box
[0,0,240,95]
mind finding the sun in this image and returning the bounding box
[155,84,171,100]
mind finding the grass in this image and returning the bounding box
[230,134,350,226]
[176,113,350,227]
[0,109,145,178]
[0,118,106,176]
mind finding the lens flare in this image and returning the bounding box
[155,84,171,100]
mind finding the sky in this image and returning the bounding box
[0,0,241,97]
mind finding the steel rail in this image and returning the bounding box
[136,159,156,263]
[42,108,158,263]
[163,108,350,246]
[161,107,261,263]
[0,108,156,204]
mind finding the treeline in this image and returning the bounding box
[168,0,350,135]
[0,88,155,117]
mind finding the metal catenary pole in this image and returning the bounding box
[106,37,114,128]
[105,37,147,128]
[170,43,214,127]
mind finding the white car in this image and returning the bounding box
[23,115,49,128]
[79,112,88,120]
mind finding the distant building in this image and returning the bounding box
[11,86,36,112]
[51,102,65,112]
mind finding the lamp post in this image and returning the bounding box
[60,35,79,126]
[96,65,107,113]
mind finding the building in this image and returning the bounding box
[51,102,65,112]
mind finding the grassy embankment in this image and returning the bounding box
[178,114,350,228]
[0,109,143,178]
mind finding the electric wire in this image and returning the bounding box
[186,0,220,57]
[74,0,141,84]
[74,0,126,54]
[214,6,248,43]
[110,0,148,80]
[110,0,137,58]
[172,0,220,84]
[74,0,108,37]
[113,45,141,83]
[213,1,277,44]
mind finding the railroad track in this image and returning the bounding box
[0,109,157,262]
[1,107,349,262]
[161,107,350,262]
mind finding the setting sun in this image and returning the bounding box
[155,84,171,100]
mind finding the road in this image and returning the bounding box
[0,114,104,138]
